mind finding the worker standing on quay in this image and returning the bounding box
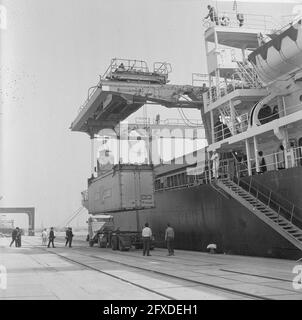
[142,223,152,257]
[42,229,48,246]
[9,227,18,247]
[65,227,70,247]
[16,228,22,247]
[65,227,74,248]
[165,224,175,256]
[47,227,56,248]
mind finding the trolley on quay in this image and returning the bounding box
[87,214,155,251]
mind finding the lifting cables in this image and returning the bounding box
[58,206,85,229]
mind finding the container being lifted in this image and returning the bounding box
[88,164,155,214]
[103,58,172,85]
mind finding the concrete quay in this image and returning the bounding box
[0,235,302,300]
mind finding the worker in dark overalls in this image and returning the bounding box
[47,227,55,248]
[16,228,22,247]
[9,227,18,247]
[204,5,219,25]
[237,13,244,27]
[65,227,74,248]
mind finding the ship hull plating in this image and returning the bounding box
[110,167,302,260]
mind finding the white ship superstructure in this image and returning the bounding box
[199,12,302,252]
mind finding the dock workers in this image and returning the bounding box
[16,229,22,247]
[10,227,20,247]
[142,223,152,256]
[65,227,74,248]
[47,227,56,248]
[42,229,48,246]
[204,5,218,25]
[165,224,175,256]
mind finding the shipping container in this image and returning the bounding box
[88,164,155,214]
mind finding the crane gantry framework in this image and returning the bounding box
[70,76,205,137]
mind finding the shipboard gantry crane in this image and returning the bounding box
[70,58,208,138]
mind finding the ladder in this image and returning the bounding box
[236,61,262,88]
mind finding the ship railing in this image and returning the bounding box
[192,73,209,87]
[273,14,302,36]
[213,113,249,142]
[186,162,211,182]
[237,151,287,176]
[217,147,302,180]
[203,12,282,33]
[155,161,212,191]
[158,180,205,192]
[202,80,226,106]
[161,118,203,126]
[219,148,302,177]
[199,68,261,105]
[78,78,102,114]
[102,58,150,80]
[102,59,172,80]
[280,14,299,26]
[156,174,209,192]
[276,102,302,118]
[261,147,302,172]
[202,76,234,106]
[293,146,302,168]
[214,122,232,142]
[135,117,152,125]
[203,76,261,107]
[209,97,302,137]
[153,62,172,75]
[134,117,203,126]
[185,159,236,185]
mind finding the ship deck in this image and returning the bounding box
[0,234,301,300]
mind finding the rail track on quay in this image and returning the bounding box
[24,237,277,300]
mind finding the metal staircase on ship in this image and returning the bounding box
[235,60,263,89]
[215,60,262,137]
[213,175,302,252]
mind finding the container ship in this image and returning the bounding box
[71,7,302,260]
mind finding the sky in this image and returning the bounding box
[0,0,301,229]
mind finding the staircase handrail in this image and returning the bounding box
[236,61,262,88]
[235,175,302,228]
[218,157,302,228]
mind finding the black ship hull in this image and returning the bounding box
[112,167,302,260]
